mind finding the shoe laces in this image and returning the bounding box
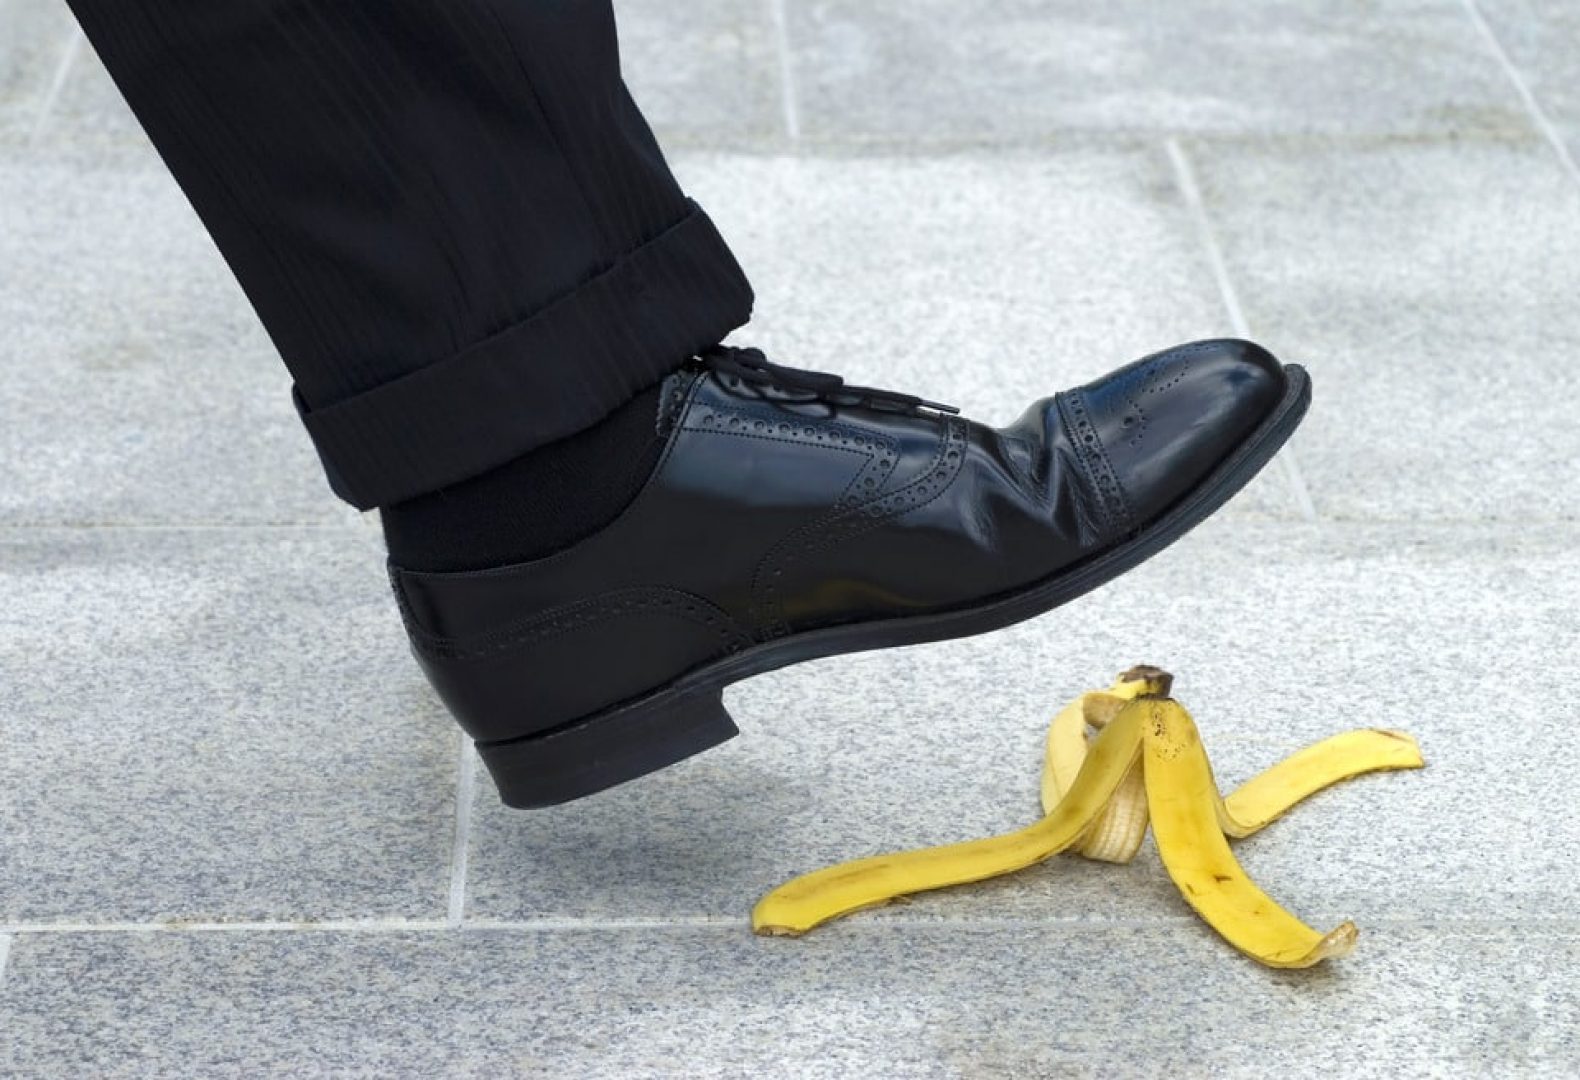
[699,345,959,415]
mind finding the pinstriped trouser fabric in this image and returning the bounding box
[64,0,755,509]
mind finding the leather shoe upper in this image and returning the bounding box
[1050,338,1284,538]
[391,339,1287,743]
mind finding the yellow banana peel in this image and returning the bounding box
[752,667,1424,969]
[751,701,1146,935]
[1040,666,1169,863]
[1217,728,1423,838]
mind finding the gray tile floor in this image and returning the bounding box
[2,1,1577,1076]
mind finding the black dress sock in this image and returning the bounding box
[381,381,668,572]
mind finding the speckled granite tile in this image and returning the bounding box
[676,148,1298,518]
[2,923,1577,1077]
[1478,0,1580,164]
[0,528,456,922]
[24,23,152,165]
[0,162,358,525]
[0,0,78,145]
[1184,137,1580,522]
[785,0,1529,142]
[466,520,1579,926]
[613,0,783,145]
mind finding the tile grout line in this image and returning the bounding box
[1165,139,1249,337]
[0,522,366,532]
[0,917,734,935]
[0,517,1565,535]
[0,920,452,935]
[766,0,802,142]
[445,734,479,928]
[1164,136,1320,524]
[26,25,84,145]
[2,914,1578,935]
[1272,447,1321,524]
[1461,0,1580,189]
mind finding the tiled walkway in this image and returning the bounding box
[3,2,1577,1075]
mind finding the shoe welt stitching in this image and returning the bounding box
[402,586,752,662]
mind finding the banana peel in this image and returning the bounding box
[753,667,1424,969]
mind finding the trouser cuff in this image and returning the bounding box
[293,202,752,509]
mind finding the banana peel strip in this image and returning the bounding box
[753,670,1426,969]
[751,701,1147,936]
[1140,696,1358,969]
[1042,682,1155,863]
[1218,729,1423,837]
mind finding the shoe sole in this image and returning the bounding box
[479,365,1313,808]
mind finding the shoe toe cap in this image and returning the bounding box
[1072,338,1286,528]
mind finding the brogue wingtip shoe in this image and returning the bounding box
[389,342,1310,807]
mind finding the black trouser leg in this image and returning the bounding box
[63,0,754,509]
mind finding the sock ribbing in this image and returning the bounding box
[380,381,667,572]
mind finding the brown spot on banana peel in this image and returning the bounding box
[1145,700,1184,760]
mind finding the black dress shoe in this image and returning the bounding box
[390,340,1310,807]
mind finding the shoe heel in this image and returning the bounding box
[475,687,739,809]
